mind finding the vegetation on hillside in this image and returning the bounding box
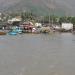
[0,12,75,26]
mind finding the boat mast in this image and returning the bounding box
[49,0,54,27]
[49,0,51,27]
[49,9,51,27]
[52,0,55,27]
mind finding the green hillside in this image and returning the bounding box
[0,0,75,16]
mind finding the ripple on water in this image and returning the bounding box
[0,33,75,75]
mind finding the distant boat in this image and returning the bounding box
[11,26,22,34]
[8,31,17,35]
[0,31,6,35]
[8,26,22,35]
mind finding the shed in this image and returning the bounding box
[61,23,73,30]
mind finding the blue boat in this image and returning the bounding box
[8,31,17,35]
[8,26,22,35]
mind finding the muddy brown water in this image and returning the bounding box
[0,33,75,75]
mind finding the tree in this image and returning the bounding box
[21,12,36,21]
[71,17,75,25]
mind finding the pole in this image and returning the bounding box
[49,10,51,27]
[52,0,55,27]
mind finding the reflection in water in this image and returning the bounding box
[0,33,75,75]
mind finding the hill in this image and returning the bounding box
[0,0,75,16]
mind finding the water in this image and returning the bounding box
[0,33,75,75]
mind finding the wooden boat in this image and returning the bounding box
[40,27,50,33]
[0,31,6,35]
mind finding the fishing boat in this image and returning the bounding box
[8,26,22,35]
[0,30,6,35]
[8,31,17,35]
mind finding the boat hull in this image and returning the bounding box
[0,32,6,35]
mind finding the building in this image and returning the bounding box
[61,23,73,31]
[8,16,22,26]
